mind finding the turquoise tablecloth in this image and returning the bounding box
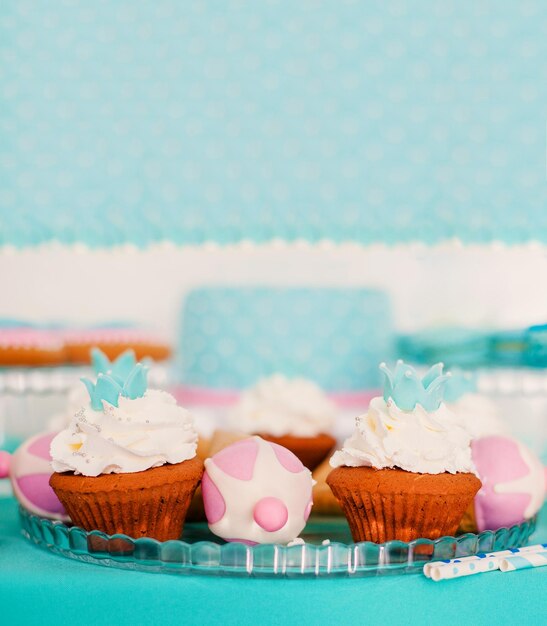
[0,497,545,626]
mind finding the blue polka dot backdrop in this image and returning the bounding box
[0,0,546,246]
[179,288,394,390]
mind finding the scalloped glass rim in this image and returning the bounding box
[19,507,537,578]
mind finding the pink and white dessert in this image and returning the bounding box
[0,432,68,521]
[0,328,65,366]
[202,436,313,544]
[470,435,545,531]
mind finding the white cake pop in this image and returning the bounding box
[202,436,313,545]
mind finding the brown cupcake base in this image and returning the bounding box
[327,466,481,543]
[258,432,336,471]
[50,457,203,542]
[0,346,66,367]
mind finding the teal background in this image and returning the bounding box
[1,0,546,246]
[0,496,545,626]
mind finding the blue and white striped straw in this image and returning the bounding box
[500,550,547,572]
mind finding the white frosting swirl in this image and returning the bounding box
[50,389,197,476]
[446,393,506,439]
[229,374,335,437]
[330,396,476,475]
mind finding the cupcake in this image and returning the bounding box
[228,374,336,470]
[50,364,203,541]
[327,361,481,543]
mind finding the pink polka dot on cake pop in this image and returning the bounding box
[16,475,67,515]
[213,438,259,480]
[472,437,528,483]
[471,435,546,531]
[270,442,304,473]
[253,497,288,532]
[202,472,226,524]
[28,432,57,461]
[0,451,10,478]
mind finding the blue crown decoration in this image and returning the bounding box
[122,364,148,400]
[379,360,451,411]
[443,368,478,403]
[91,348,137,381]
[81,363,148,410]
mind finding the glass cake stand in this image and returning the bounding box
[19,507,537,578]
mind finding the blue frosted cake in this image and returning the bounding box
[178,287,394,391]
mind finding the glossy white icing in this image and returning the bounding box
[204,437,313,544]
